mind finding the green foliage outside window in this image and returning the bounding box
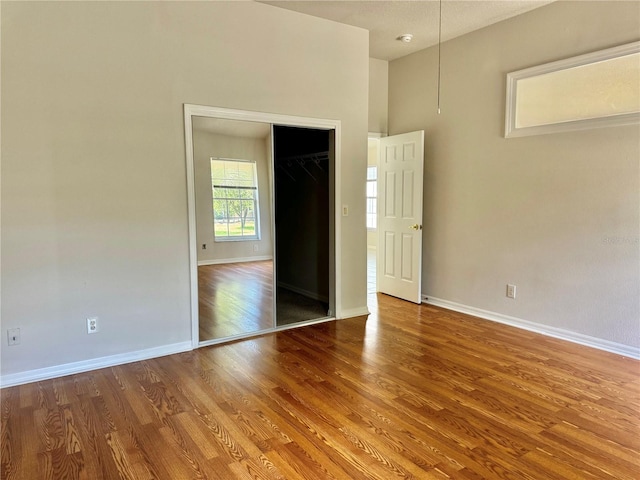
[211,159,259,240]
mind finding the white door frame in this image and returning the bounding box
[184,104,342,348]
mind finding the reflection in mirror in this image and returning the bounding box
[192,116,275,341]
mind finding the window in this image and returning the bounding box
[211,158,260,241]
[366,166,377,229]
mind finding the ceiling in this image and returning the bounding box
[261,0,555,61]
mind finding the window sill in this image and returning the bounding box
[214,236,260,243]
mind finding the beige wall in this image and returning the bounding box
[367,58,388,248]
[1,1,369,378]
[193,131,272,263]
[389,1,640,349]
[369,58,388,134]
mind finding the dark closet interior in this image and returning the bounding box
[273,125,331,325]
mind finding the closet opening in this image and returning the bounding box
[273,125,333,326]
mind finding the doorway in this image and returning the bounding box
[368,130,425,309]
[366,136,380,309]
[184,105,341,347]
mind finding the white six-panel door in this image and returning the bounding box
[377,131,425,304]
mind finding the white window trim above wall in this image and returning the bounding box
[505,41,640,138]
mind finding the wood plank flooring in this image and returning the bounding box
[199,261,329,340]
[2,294,639,479]
[199,261,274,341]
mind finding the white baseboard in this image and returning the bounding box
[198,255,272,266]
[9,298,633,388]
[278,281,329,303]
[339,306,371,319]
[0,341,193,388]
[423,295,640,360]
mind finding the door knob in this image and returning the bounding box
[409,224,423,230]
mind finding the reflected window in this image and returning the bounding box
[211,158,260,241]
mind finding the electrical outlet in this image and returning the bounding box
[87,317,99,334]
[506,284,517,299]
[7,328,20,346]
[253,244,259,252]
[342,205,349,216]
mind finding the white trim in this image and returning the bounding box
[184,108,199,348]
[277,281,329,303]
[423,295,640,360]
[339,306,371,319]
[332,126,342,321]
[197,330,277,348]
[212,237,260,243]
[198,255,272,266]
[184,105,342,347]
[185,104,341,131]
[197,316,337,349]
[0,342,193,388]
[274,316,335,332]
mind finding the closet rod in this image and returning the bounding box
[276,151,329,164]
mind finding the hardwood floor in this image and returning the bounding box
[2,294,639,479]
[199,261,330,340]
[199,261,274,341]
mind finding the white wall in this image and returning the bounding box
[389,1,640,350]
[1,1,369,381]
[193,131,272,263]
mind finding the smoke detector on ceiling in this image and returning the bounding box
[397,34,413,43]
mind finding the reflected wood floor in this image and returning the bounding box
[199,261,273,341]
[2,294,639,479]
[199,261,329,340]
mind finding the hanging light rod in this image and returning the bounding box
[437,0,443,114]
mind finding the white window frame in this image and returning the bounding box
[210,157,260,242]
[505,41,640,138]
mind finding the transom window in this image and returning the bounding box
[366,166,377,229]
[211,158,260,241]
